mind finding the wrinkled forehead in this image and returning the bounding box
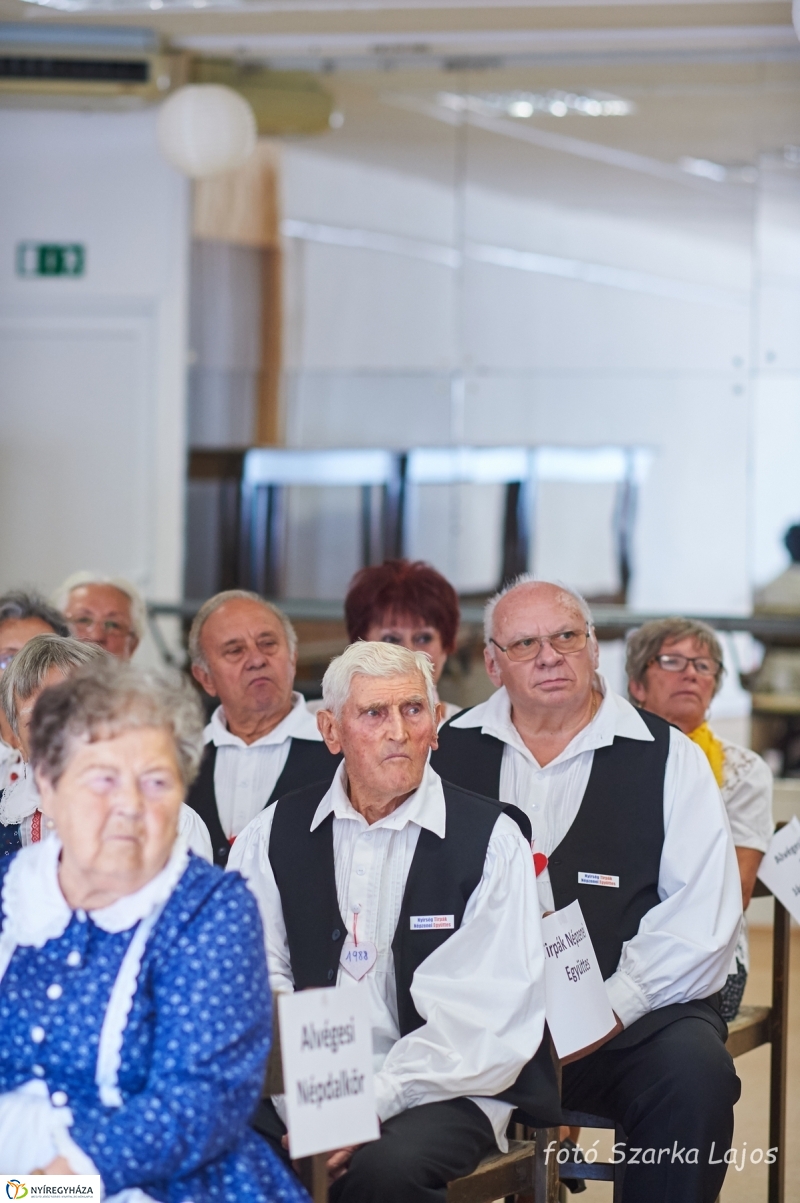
[659,634,717,659]
[493,585,585,638]
[347,669,430,708]
[0,616,55,649]
[68,583,132,616]
[203,599,287,645]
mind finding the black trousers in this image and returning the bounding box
[561,1016,741,1203]
[252,1096,497,1203]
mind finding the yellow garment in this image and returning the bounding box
[687,722,725,787]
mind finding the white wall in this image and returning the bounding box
[751,161,800,586]
[0,108,190,617]
[279,144,767,617]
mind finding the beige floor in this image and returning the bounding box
[574,926,800,1202]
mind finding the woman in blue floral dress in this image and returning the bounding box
[0,659,307,1203]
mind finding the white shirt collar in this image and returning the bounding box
[310,760,447,839]
[450,674,653,769]
[1,832,190,947]
[204,691,322,749]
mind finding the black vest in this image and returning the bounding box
[268,779,562,1125]
[431,708,726,1047]
[185,738,341,867]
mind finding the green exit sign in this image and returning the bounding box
[16,243,85,278]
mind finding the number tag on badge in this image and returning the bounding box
[340,936,378,980]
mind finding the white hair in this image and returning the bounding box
[52,572,146,642]
[484,574,595,649]
[322,641,437,719]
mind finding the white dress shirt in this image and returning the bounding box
[0,740,23,794]
[719,739,774,853]
[206,693,322,839]
[450,678,742,1030]
[718,736,774,973]
[229,761,546,1150]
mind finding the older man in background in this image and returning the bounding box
[0,591,69,791]
[432,576,742,1203]
[53,571,145,661]
[186,589,340,866]
[230,641,559,1202]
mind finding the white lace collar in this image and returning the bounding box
[1,833,190,947]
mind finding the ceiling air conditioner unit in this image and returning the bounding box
[0,23,187,106]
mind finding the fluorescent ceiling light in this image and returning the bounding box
[437,89,634,120]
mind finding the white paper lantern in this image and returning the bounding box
[157,84,257,179]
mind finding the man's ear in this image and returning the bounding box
[316,708,343,755]
[628,677,647,706]
[484,645,503,689]
[430,702,445,748]
[191,662,218,699]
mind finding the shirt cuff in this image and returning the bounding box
[373,1071,406,1124]
[604,970,650,1029]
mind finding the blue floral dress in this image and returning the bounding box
[0,835,308,1203]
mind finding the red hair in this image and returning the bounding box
[344,560,460,654]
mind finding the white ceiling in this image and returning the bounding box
[2,0,799,238]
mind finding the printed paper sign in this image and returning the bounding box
[1,1177,102,1198]
[757,816,800,923]
[541,899,617,1060]
[278,986,380,1159]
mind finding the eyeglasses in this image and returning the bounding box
[651,653,722,678]
[68,616,132,639]
[490,628,591,662]
[0,653,14,673]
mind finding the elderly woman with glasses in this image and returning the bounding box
[626,617,774,1020]
[0,660,307,1203]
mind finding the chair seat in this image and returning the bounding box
[725,1003,771,1058]
[447,1139,536,1203]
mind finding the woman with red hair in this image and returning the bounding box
[344,559,462,720]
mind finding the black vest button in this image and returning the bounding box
[327,969,335,981]
[332,929,341,941]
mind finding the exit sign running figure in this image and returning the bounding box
[16,243,85,277]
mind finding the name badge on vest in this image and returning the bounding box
[578,872,620,888]
[410,915,455,930]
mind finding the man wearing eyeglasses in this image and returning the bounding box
[431,577,742,1203]
[53,572,144,661]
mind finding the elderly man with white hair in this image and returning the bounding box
[431,576,743,1203]
[229,640,560,1202]
[53,572,145,661]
